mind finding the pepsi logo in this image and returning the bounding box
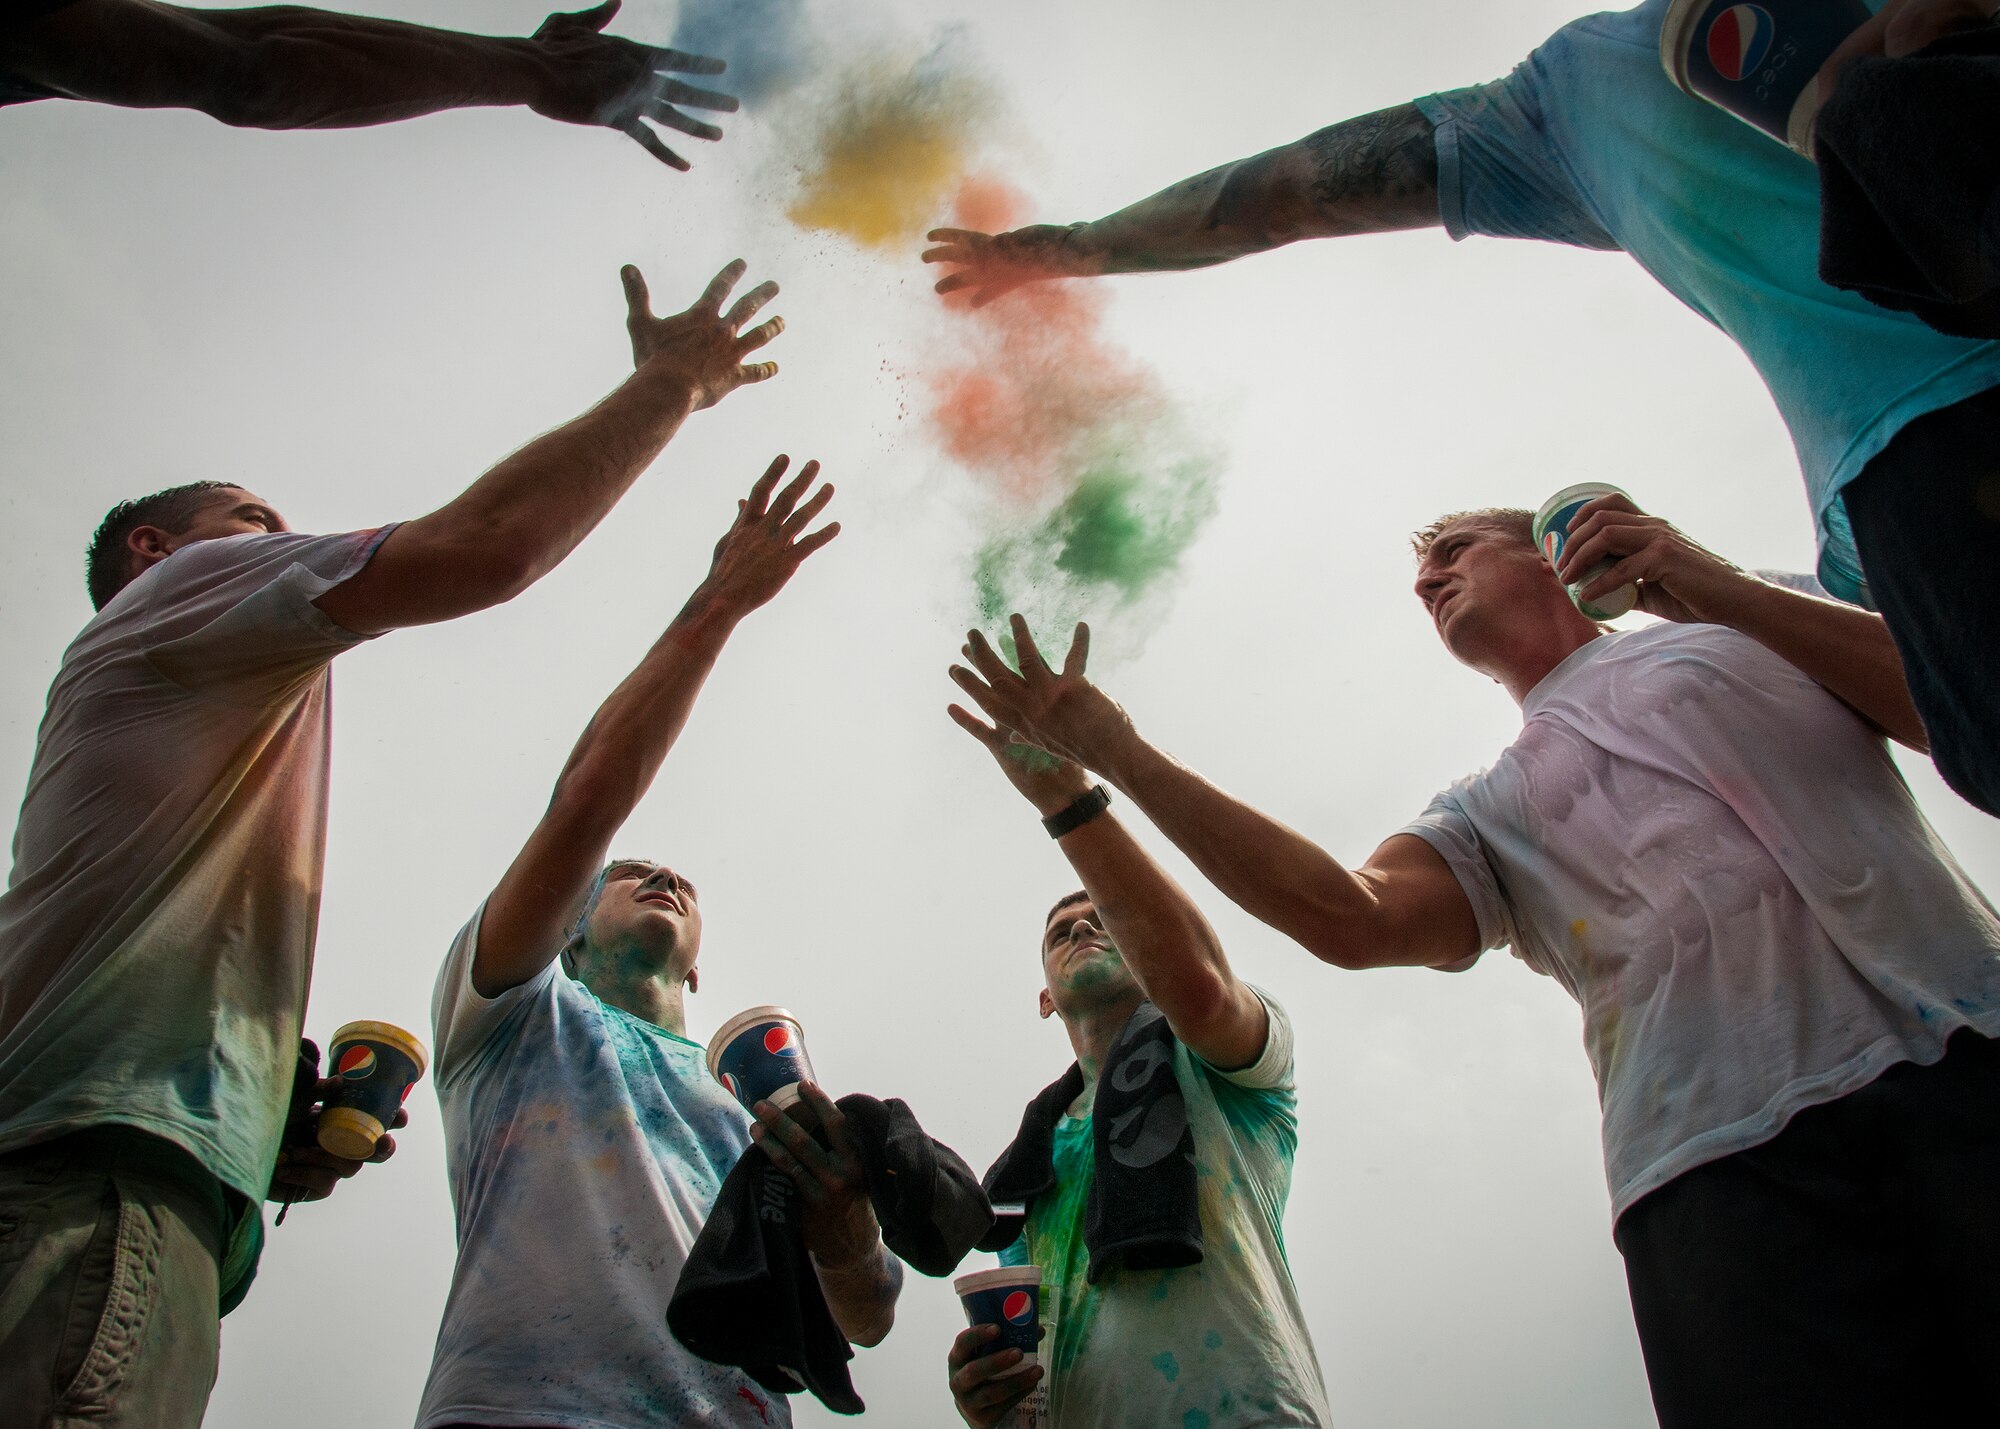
[1002,1290,1036,1325]
[1705,4,1775,82]
[721,1071,741,1096]
[1541,532,1563,564]
[762,1025,800,1057]
[336,1046,378,1079]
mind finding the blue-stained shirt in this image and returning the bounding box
[1414,0,2000,603]
[418,905,785,1429]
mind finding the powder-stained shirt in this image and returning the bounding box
[419,906,786,1429]
[1414,0,2000,604]
[0,528,387,1301]
[1402,617,2000,1219]
[1000,992,1330,1429]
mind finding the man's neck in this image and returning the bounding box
[1061,990,1146,1092]
[1497,624,1601,707]
[590,970,688,1038]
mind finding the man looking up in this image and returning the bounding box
[418,457,898,1428]
[0,0,733,171]
[0,258,782,1428]
[940,704,1330,1428]
[948,497,2000,1429]
[924,0,2000,815]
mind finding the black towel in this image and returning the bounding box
[979,1001,1200,1282]
[1816,24,2000,338]
[668,1093,993,1415]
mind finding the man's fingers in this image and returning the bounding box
[793,521,840,557]
[744,455,789,516]
[768,463,819,525]
[368,1132,398,1164]
[566,0,620,34]
[1581,553,1650,603]
[1062,622,1091,680]
[963,629,1024,688]
[798,1082,854,1159]
[654,46,728,77]
[620,264,654,323]
[927,227,989,245]
[948,702,1008,751]
[1009,614,1051,681]
[921,245,967,265]
[653,77,740,113]
[735,360,779,385]
[697,259,750,313]
[933,271,976,296]
[723,279,780,331]
[736,315,785,353]
[645,103,724,142]
[966,1366,1040,1413]
[622,121,689,170]
[780,482,835,539]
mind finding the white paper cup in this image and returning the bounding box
[1534,482,1639,621]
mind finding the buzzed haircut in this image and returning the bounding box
[1045,889,1091,932]
[1410,507,1536,563]
[85,480,237,611]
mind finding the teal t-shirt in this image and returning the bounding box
[1415,0,2000,604]
[999,995,1329,1429]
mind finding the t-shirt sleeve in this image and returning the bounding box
[1398,789,1517,969]
[141,528,394,699]
[1415,42,1619,251]
[431,900,561,1087]
[1200,988,1294,1093]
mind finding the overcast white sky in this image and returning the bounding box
[4,1,1994,1426]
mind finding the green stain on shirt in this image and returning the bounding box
[1153,1351,1180,1383]
[1203,1330,1223,1351]
[1183,1412,1211,1429]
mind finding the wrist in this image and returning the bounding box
[628,359,704,420]
[667,588,743,646]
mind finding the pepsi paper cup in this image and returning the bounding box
[955,1265,1044,1378]
[1534,483,1639,622]
[318,1020,428,1161]
[706,1005,816,1114]
[1660,0,1872,154]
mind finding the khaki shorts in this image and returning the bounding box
[0,1128,229,1429]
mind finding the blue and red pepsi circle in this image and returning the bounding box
[955,1267,1044,1369]
[1660,0,1872,150]
[706,1006,816,1114]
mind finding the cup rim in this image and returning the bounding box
[1533,482,1628,539]
[705,1005,804,1074]
[954,1265,1043,1296]
[330,1019,429,1076]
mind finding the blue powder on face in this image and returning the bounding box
[670,0,817,107]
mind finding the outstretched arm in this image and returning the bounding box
[0,0,734,166]
[471,457,837,996]
[949,671,1266,1070]
[315,259,782,637]
[1556,494,1928,750]
[924,103,1438,304]
[951,617,1480,971]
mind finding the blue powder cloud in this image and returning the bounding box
[670,0,818,108]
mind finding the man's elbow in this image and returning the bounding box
[846,1304,895,1349]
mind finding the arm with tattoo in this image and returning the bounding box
[926,103,1439,303]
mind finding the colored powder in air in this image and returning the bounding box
[930,179,1222,657]
[669,0,817,107]
[786,46,994,250]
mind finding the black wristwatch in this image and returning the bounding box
[1043,783,1112,839]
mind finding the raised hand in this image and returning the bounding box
[690,456,839,619]
[621,260,783,409]
[1553,494,1754,625]
[948,617,1132,774]
[923,224,1100,306]
[528,0,738,170]
[948,701,1096,818]
[947,1323,1045,1428]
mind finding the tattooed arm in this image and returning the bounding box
[925,103,1438,303]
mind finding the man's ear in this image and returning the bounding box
[1038,988,1055,1020]
[127,525,176,563]
[685,965,700,994]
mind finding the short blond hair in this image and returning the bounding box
[1410,508,1535,562]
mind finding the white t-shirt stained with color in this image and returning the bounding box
[1000,993,1330,1429]
[419,906,786,1429]
[1402,619,2000,1218]
[0,529,386,1210]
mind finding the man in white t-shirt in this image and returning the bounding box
[0,260,783,1428]
[419,456,902,1429]
[940,696,1330,1429]
[948,495,2000,1429]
